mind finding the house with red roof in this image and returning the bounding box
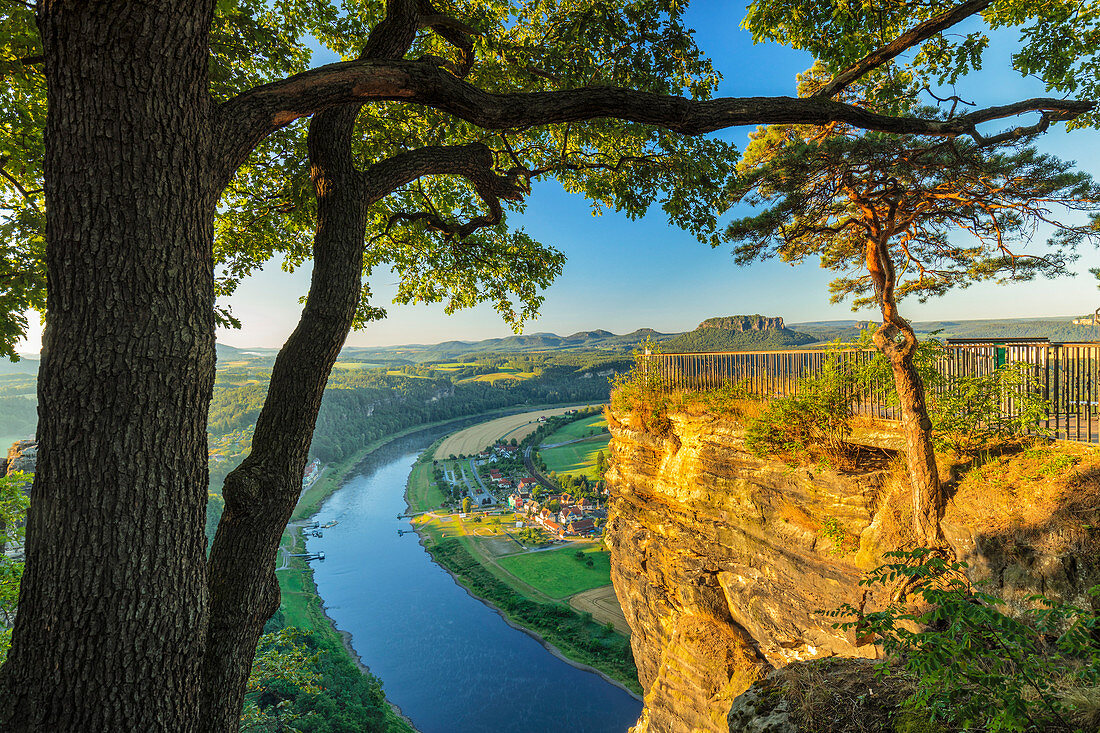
[542,519,564,538]
[567,518,596,536]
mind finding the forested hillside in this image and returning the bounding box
[659,326,815,352]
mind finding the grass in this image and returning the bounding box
[405,457,447,513]
[542,414,608,444]
[540,436,610,480]
[456,371,537,384]
[496,544,612,599]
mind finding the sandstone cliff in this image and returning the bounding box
[2,440,36,477]
[604,408,1099,733]
[697,316,785,332]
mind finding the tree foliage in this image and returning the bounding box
[744,0,1100,128]
[829,549,1100,732]
[728,84,1100,306]
[0,472,29,665]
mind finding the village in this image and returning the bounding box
[433,439,610,544]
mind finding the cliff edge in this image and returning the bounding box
[603,408,1099,732]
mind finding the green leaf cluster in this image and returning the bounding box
[0,471,30,664]
[2,0,741,354]
[743,0,1099,128]
[828,548,1100,732]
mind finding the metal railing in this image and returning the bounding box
[638,342,1100,444]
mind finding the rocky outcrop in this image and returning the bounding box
[697,316,784,332]
[3,440,37,477]
[604,409,1100,733]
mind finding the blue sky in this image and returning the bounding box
[19,1,1100,352]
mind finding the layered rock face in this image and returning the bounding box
[696,316,784,332]
[3,440,37,477]
[604,409,1099,733]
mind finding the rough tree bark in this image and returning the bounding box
[200,5,457,728]
[2,0,1087,728]
[0,2,219,730]
[866,235,946,545]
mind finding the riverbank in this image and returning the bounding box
[420,526,642,695]
[278,401,606,731]
[403,440,643,696]
[276,530,418,732]
[293,401,595,523]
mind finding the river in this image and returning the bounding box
[304,429,643,733]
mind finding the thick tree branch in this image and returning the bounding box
[371,142,526,238]
[360,141,525,206]
[815,0,995,99]
[213,58,1094,179]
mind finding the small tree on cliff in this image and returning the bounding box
[727,85,1100,544]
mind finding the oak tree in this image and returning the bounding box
[0,0,1093,730]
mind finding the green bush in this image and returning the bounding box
[929,362,1049,454]
[744,355,855,466]
[829,549,1100,732]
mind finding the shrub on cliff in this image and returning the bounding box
[744,356,858,468]
[829,549,1100,732]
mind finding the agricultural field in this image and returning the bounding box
[496,543,612,599]
[430,362,468,372]
[541,414,608,445]
[331,361,380,370]
[457,370,537,384]
[433,404,598,459]
[569,585,630,635]
[540,436,610,480]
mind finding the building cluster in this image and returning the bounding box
[471,437,607,539]
[513,492,606,539]
[301,458,322,491]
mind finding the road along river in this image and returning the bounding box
[304,429,642,733]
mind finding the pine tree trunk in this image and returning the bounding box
[866,235,945,546]
[881,333,946,544]
[0,3,218,730]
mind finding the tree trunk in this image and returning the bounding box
[199,11,419,724]
[866,236,945,545]
[878,327,946,544]
[0,3,218,730]
[199,104,367,731]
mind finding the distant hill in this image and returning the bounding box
[697,315,786,332]
[0,356,39,376]
[335,328,679,363]
[661,315,815,352]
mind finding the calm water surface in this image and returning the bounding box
[305,430,642,733]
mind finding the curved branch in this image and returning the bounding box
[371,142,527,238]
[361,141,525,205]
[815,0,995,99]
[213,58,1095,179]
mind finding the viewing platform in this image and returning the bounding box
[636,339,1100,444]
